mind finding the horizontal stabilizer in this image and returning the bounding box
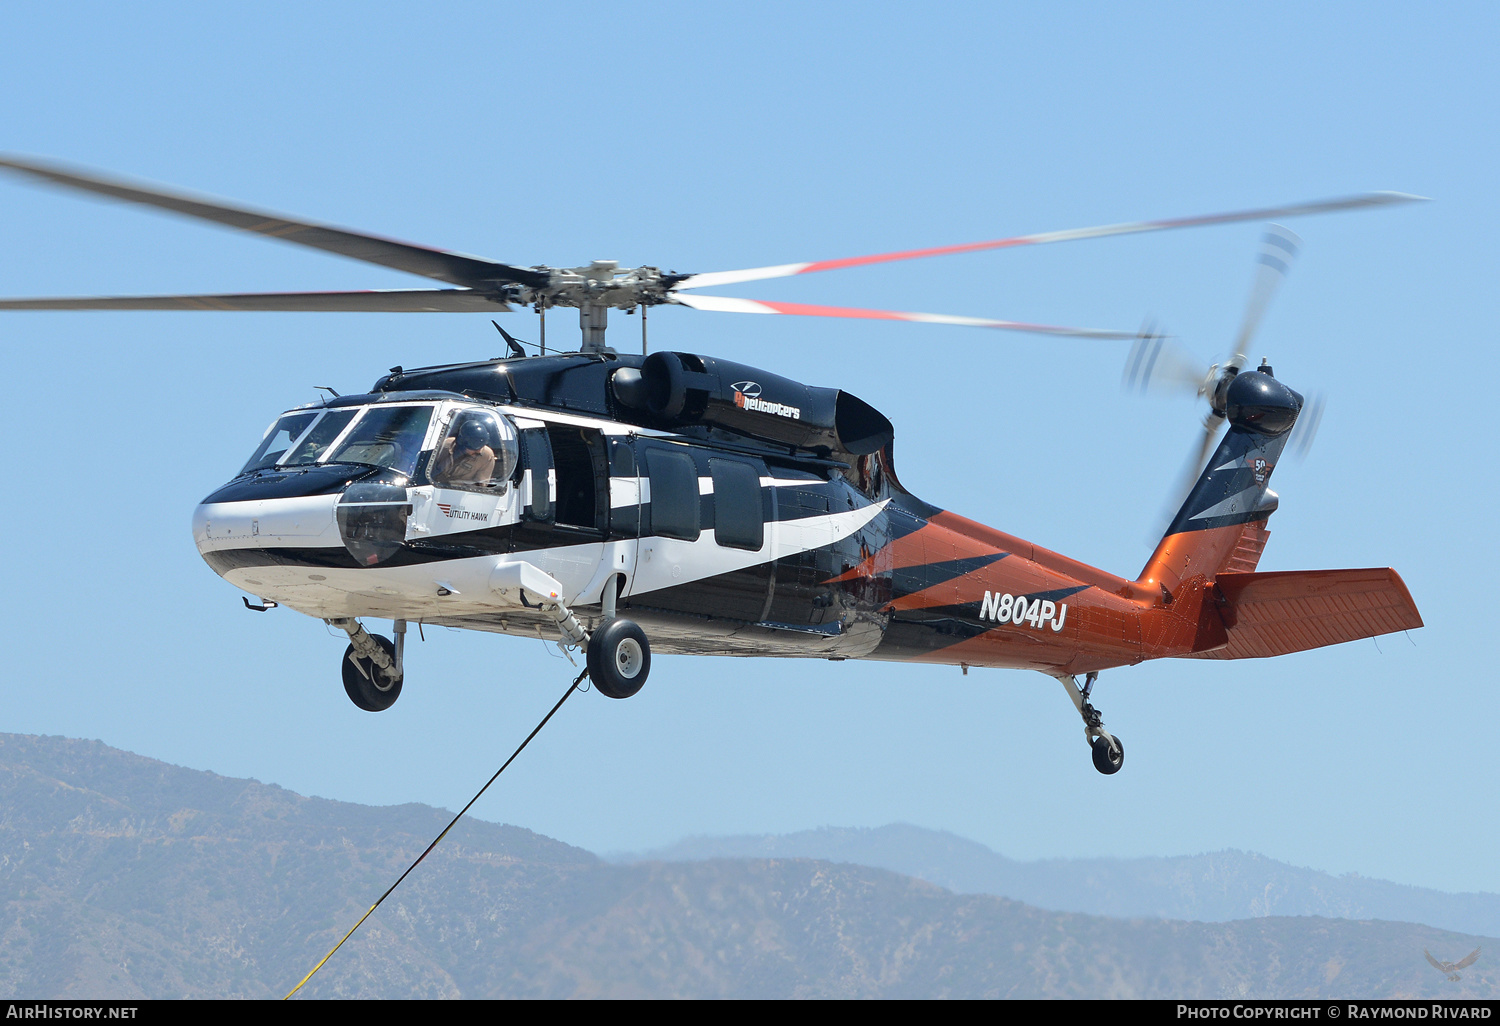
[1191,568,1422,660]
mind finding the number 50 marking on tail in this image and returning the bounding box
[979,592,1068,632]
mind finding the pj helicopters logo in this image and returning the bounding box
[732,380,801,421]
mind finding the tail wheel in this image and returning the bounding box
[1091,734,1124,775]
[342,636,403,712]
[588,618,651,699]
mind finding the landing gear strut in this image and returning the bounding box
[1056,671,1123,775]
[331,617,404,712]
[491,563,652,700]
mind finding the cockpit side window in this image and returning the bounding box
[430,408,520,493]
[241,412,319,474]
[326,405,433,477]
[281,410,358,467]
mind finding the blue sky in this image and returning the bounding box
[1,2,1496,895]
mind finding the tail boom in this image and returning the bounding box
[865,373,1418,670]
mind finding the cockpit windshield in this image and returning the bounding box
[240,404,434,478]
[241,411,320,474]
[326,405,432,475]
[238,401,533,484]
[281,410,357,467]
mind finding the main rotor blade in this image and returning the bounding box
[671,292,1136,338]
[671,192,1426,291]
[0,289,510,312]
[0,155,549,290]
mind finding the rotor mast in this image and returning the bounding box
[579,302,608,352]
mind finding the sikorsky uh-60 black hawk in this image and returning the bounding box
[0,157,1426,774]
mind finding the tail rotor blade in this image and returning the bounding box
[1289,390,1326,461]
[1123,326,1211,396]
[1188,408,1227,483]
[1160,409,1227,529]
[1227,224,1301,373]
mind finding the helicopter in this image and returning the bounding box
[0,156,1425,775]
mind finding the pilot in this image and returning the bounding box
[432,418,497,487]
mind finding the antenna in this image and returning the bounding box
[491,320,527,358]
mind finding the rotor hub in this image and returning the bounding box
[518,262,680,315]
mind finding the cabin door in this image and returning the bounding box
[610,435,645,600]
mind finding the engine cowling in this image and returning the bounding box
[611,351,893,456]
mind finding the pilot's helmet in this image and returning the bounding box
[457,418,489,451]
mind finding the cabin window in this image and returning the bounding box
[610,438,635,477]
[647,448,700,541]
[608,438,640,538]
[710,458,763,550]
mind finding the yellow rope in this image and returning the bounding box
[285,904,378,999]
[285,668,588,999]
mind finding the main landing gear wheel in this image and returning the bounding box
[587,618,650,699]
[342,635,403,712]
[1091,734,1124,775]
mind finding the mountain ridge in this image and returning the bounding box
[0,733,1491,999]
[621,823,1500,937]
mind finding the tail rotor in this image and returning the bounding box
[1287,389,1326,460]
[1224,225,1302,380]
[1126,224,1333,532]
[1122,322,1214,398]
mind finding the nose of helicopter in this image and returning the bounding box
[193,463,382,575]
[192,491,345,575]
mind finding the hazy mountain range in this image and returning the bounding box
[623,826,1500,939]
[0,733,1492,999]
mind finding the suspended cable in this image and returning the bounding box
[285,666,589,999]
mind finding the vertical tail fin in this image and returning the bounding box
[1138,371,1302,600]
